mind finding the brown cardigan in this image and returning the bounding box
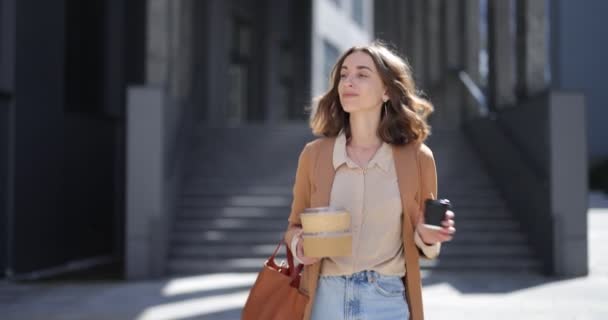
[284,136,438,320]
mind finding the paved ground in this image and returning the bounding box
[2,192,608,320]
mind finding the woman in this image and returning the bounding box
[284,41,456,320]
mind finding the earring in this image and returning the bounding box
[383,100,389,117]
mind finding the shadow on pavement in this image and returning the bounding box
[1,273,258,320]
[421,270,572,294]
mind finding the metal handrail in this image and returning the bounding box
[457,70,490,118]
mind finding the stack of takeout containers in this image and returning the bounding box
[300,207,352,257]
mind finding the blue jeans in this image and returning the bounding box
[311,270,410,320]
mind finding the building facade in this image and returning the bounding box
[1,0,605,280]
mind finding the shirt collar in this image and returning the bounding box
[333,130,393,173]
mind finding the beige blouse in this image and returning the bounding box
[310,131,440,276]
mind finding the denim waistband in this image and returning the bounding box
[321,270,402,283]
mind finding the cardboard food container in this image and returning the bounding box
[302,231,352,257]
[300,207,350,234]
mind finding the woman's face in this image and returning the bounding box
[338,51,388,114]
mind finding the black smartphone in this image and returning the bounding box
[424,199,451,226]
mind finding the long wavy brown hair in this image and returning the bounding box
[309,41,434,145]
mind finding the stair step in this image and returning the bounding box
[177,185,505,200]
[167,256,541,275]
[171,244,282,258]
[182,185,294,196]
[447,209,511,218]
[173,219,286,231]
[178,190,506,206]
[174,219,285,231]
[169,243,533,259]
[177,194,510,209]
[178,206,289,219]
[440,244,533,256]
[175,208,513,221]
[421,257,542,271]
[171,230,528,246]
[439,181,497,189]
[165,126,542,275]
[180,195,292,207]
[171,218,521,232]
[450,231,528,243]
[171,231,286,244]
[177,204,512,217]
[167,258,277,274]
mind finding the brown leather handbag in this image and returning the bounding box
[241,242,308,320]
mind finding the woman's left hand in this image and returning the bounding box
[416,210,456,245]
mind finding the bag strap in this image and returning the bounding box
[270,241,304,285]
[286,245,304,284]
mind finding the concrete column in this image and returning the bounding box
[400,0,412,55]
[378,0,409,55]
[516,0,547,98]
[444,0,463,70]
[147,0,196,111]
[388,0,403,52]
[264,0,284,123]
[373,0,386,37]
[289,0,312,120]
[411,0,426,86]
[439,0,465,128]
[167,0,194,102]
[205,0,229,123]
[461,0,481,118]
[425,0,442,85]
[463,0,480,83]
[374,0,412,58]
[146,0,170,86]
[374,0,394,42]
[488,0,516,110]
[191,0,208,120]
[396,0,411,54]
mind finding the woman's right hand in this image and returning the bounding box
[293,229,320,265]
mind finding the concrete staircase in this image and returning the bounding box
[167,124,541,275]
[422,129,541,272]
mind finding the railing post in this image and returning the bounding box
[549,92,588,277]
[125,86,168,279]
